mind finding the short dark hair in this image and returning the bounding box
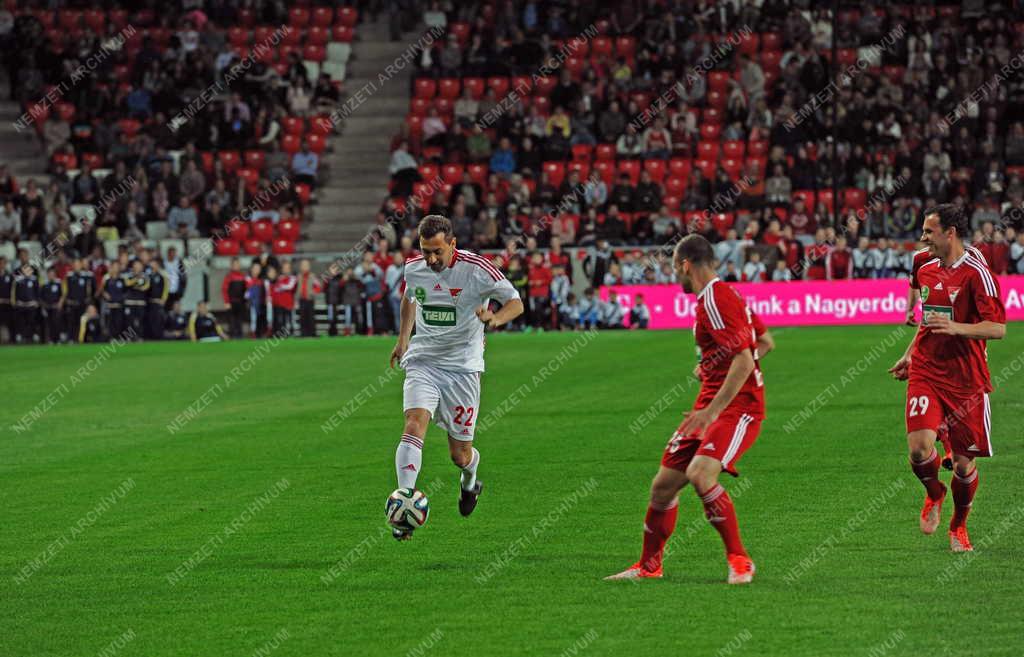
[923,203,967,238]
[674,234,716,266]
[418,214,453,240]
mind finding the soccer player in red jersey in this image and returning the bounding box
[606,235,771,584]
[904,238,989,469]
[888,204,1006,552]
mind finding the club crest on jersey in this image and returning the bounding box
[449,287,462,299]
[920,285,929,302]
[414,286,426,304]
[948,286,960,303]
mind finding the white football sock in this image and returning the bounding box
[396,434,423,489]
[459,448,480,491]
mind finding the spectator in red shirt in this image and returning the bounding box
[777,225,803,273]
[788,197,816,236]
[270,260,297,335]
[804,228,830,280]
[296,258,322,337]
[826,235,854,279]
[527,252,553,330]
[546,236,571,281]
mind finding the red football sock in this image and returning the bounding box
[699,484,747,558]
[950,467,978,530]
[910,449,946,501]
[639,499,678,572]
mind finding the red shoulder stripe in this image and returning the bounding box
[458,251,502,280]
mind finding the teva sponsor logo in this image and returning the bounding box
[422,305,456,326]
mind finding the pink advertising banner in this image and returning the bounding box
[600,276,1024,329]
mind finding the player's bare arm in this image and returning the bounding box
[888,325,924,380]
[679,349,754,436]
[756,330,774,357]
[390,295,416,368]
[905,287,919,325]
[926,315,1006,339]
[475,297,524,330]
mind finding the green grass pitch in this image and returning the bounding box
[2,325,1023,657]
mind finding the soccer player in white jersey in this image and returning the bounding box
[389,215,524,540]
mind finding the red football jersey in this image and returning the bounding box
[693,279,765,417]
[910,251,1005,394]
[911,245,986,289]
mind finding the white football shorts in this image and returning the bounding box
[403,362,481,441]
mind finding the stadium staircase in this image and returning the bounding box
[302,17,419,253]
[0,94,47,181]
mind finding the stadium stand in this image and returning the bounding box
[1,1,1024,343]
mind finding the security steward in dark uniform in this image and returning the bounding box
[123,259,149,340]
[78,303,105,343]
[13,262,41,343]
[41,266,65,343]
[0,256,13,343]
[100,261,127,338]
[63,258,95,342]
[147,258,169,340]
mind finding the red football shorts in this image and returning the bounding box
[661,408,762,476]
[906,378,992,457]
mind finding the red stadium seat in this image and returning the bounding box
[706,90,726,109]
[565,56,586,79]
[817,189,835,212]
[294,183,312,205]
[467,163,488,185]
[199,151,214,173]
[595,143,616,161]
[226,220,250,241]
[55,102,75,122]
[722,140,745,159]
[697,141,719,160]
[288,7,310,27]
[542,161,566,187]
[303,45,326,62]
[331,25,354,42]
[438,78,461,99]
[108,9,128,28]
[450,21,470,44]
[617,160,640,185]
[441,163,464,184]
[434,98,454,116]
[761,50,782,71]
[761,32,783,51]
[215,238,241,256]
[664,176,687,197]
[307,26,329,46]
[747,156,766,174]
[277,220,301,240]
[237,8,256,26]
[251,219,275,242]
[57,9,82,29]
[592,161,615,185]
[237,167,260,193]
[463,77,485,100]
[242,239,263,255]
[418,164,439,181]
[708,71,731,93]
[663,195,681,211]
[533,76,557,97]
[414,78,436,99]
[487,76,510,98]
[694,158,716,179]
[699,124,722,141]
[844,188,867,210]
[684,211,707,232]
[643,159,666,183]
[218,150,241,173]
[567,160,590,179]
[511,75,533,95]
[792,190,816,209]
[738,31,759,55]
[615,36,636,59]
[244,149,266,171]
[721,159,743,180]
[747,140,769,157]
[409,97,430,116]
[531,96,551,115]
[306,133,326,154]
[281,134,301,154]
[254,26,275,44]
[84,9,105,33]
[311,6,334,27]
[227,27,249,46]
[282,116,305,136]
[406,115,424,139]
[412,183,433,210]
[712,213,735,238]
[571,144,593,161]
[668,158,692,179]
[52,152,77,170]
[837,49,858,67]
[81,152,103,169]
[336,7,358,27]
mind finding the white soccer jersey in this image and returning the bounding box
[401,249,519,372]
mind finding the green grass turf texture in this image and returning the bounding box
[2,325,1022,657]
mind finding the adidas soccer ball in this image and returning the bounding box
[385,487,430,530]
